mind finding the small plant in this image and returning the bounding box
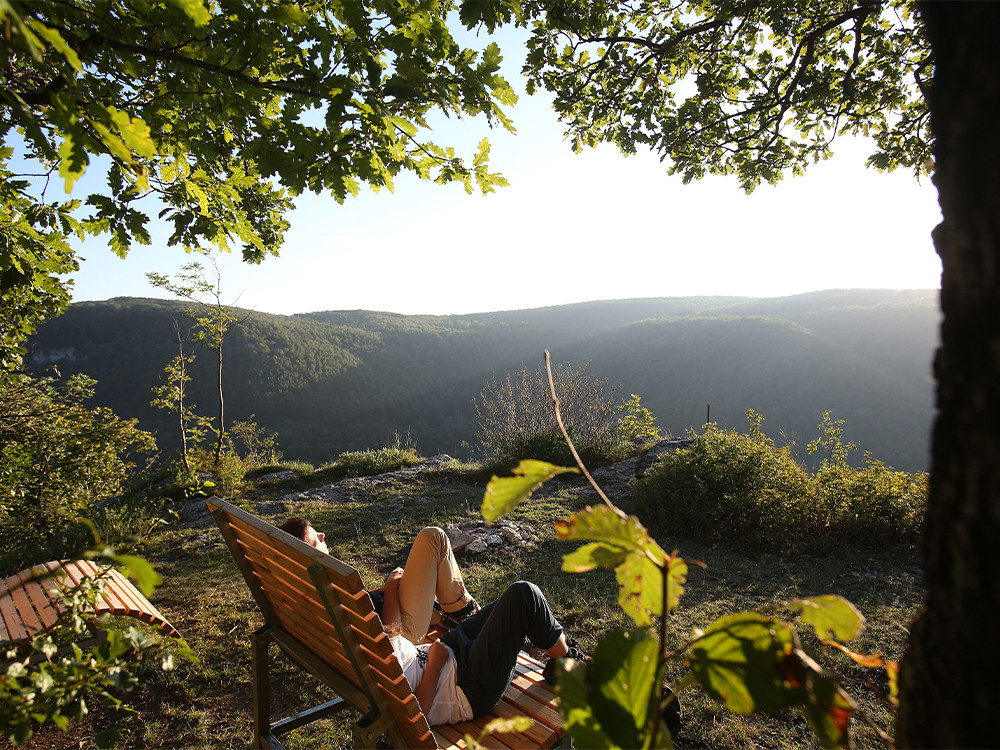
[320,445,424,479]
[619,393,663,443]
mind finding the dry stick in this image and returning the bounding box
[543,350,672,747]
[543,350,626,519]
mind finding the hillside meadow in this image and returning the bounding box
[5,450,921,750]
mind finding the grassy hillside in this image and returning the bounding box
[25,290,938,470]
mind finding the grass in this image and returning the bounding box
[7,464,921,750]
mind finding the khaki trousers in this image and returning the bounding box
[398,526,474,644]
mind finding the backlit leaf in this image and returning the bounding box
[481,460,578,523]
[790,595,865,642]
[555,657,622,749]
[562,542,626,572]
[688,612,799,713]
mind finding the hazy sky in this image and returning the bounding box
[65,32,942,317]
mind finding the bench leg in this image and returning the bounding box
[252,626,274,750]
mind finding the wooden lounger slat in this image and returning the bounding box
[0,560,181,647]
[0,579,28,642]
[18,567,61,630]
[207,496,568,750]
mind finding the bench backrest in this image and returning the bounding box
[207,496,438,748]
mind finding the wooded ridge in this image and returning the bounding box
[26,289,938,471]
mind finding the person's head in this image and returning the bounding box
[279,516,328,555]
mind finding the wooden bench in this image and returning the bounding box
[207,496,569,749]
[0,558,180,646]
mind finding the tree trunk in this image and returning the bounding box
[214,340,224,469]
[897,4,1000,747]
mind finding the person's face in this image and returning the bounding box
[304,525,329,555]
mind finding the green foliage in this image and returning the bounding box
[0,0,515,352]
[475,361,636,469]
[522,0,931,191]
[618,394,663,443]
[634,412,816,553]
[227,415,282,468]
[319,445,424,480]
[0,551,190,747]
[0,373,156,574]
[633,411,927,554]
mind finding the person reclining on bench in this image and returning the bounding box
[278,518,480,644]
[281,517,585,725]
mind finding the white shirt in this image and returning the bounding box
[390,635,473,725]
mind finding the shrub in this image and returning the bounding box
[633,410,927,554]
[634,411,815,552]
[475,361,640,469]
[320,445,424,479]
[0,373,156,574]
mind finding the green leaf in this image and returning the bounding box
[790,595,865,642]
[108,108,155,159]
[555,659,620,749]
[562,542,627,572]
[800,671,855,749]
[481,459,579,523]
[688,612,800,714]
[166,0,210,26]
[24,19,82,71]
[555,505,666,563]
[615,552,663,626]
[588,628,662,749]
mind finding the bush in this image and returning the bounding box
[474,361,645,470]
[633,411,926,554]
[0,373,156,574]
[634,411,815,552]
[320,445,424,479]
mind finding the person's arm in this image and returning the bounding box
[381,567,404,631]
[414,640,450,715]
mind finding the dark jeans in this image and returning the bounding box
[440,580,563,718]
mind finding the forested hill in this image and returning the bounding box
[26,290,939,471]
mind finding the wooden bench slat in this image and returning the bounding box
[246,563,394,674]
[241,544,385,642]
[233,529,385,640]
[18,568,61,630]
[0,579,28,642]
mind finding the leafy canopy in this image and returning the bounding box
[521,0,931,191]
[0,0,517,365]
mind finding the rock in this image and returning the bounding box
[467,538,490,553]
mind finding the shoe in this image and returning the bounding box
[439,597,480,629]
[542,637,590,685]
[661,685,682,739]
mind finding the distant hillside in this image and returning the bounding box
[25,290,939,471]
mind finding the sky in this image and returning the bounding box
[64,33,943,318]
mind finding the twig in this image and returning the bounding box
[543,350,626,519]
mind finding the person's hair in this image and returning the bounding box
[278,516,311,542]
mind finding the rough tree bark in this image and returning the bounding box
[897,3,1000,747]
